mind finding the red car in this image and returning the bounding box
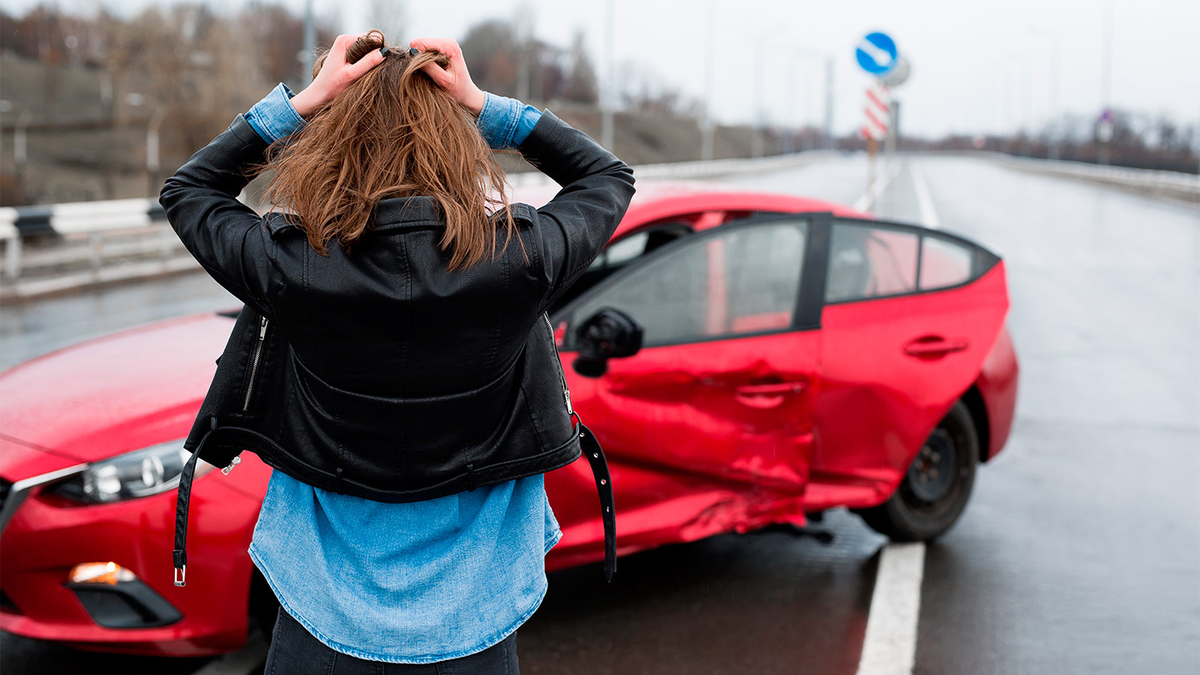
[0,183,1017,656]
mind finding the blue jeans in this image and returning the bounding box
[264,607,520,675]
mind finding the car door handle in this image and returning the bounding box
[734,381,807,409]
[735,382,808,396]
[904,337,969,358]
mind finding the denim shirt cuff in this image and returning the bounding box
[477,92,541,150]
[244,83,307,144]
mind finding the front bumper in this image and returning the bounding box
[0,466,265,657]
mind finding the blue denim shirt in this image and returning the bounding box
[240,83,557,664]
[244,82,541,151]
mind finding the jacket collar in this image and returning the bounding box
[371,196,443,230]
[265,195,536,238]
[264,196,442,239]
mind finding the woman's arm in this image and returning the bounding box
[516,111,636,313]
[158,113,279,314]
[411,37,636,313]
[159,34,384,313]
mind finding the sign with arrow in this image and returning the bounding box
[855,32,898,76]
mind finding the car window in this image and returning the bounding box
[919,235,973,290]
[591,230,649,268]
[825,221,919,303]
[549,222,692,314]
[587,222,692,272]
[565,220,807,349]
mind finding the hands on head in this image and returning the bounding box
[289,33,485,120]
[407,37,486,117]
[290,33,385,118]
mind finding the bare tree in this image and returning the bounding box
[460,20,519,97]
[562,31,597,105]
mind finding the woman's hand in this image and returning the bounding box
[290,33,386,119]
[409,37,486,117]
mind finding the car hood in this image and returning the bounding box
[0,311,236,475]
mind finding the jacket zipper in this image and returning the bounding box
[223,315,269,476]
[542,313,573,416]
[242,316,270,412]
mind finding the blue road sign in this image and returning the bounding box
[856,32,898,76]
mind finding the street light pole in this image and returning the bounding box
[824,56,834,149]
[146,106,165,197]
[302,0,316,85]
[1046,36,1061,160]
[784,59,797,154]
[1098,0,1113,165]
[515,5,533,103]
[791,48,832,151]
[14,109,30,185]
[1003,68,1015,154]
[701,0,715,161]
[601,0,615,151]
[752,41,765,158]
[1018,61,1031,154]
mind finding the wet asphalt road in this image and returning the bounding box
[2,154,1198,674]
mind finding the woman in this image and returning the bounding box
[160,31,634,675]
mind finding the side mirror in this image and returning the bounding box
[572,307,643,378]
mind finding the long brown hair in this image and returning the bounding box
[262,30,521,271]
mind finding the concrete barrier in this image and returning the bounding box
[993,155,1200,204]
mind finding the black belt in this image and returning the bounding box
[172,416,216,587]
[173,416,617,586]
[576,415,617,582]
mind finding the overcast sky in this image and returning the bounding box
[9,0,1200,137]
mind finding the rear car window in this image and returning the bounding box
[826,220,996,303]
[826,222,919,302]
[919,235,974,291]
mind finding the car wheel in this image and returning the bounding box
[857,400,979,541]
[248,568,280,644]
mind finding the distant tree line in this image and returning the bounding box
[0,2,1193,207]
[0,2,695,205]
[924,110,1199,174]
[0,1,341,157]
[0,1,702,122]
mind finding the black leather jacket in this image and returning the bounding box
[160,109,634,584]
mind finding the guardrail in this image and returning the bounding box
[0,152,828,302]
[993,155,1200,203]
[0,199,175,286]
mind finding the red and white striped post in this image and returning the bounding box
[860,82,891,204]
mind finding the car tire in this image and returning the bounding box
[857,400,979,542]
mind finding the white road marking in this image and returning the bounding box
[912,160,941,229]
[854,159,904,213]
[855,542,927,675]
[191,633,268,675]
[853,159,941,675]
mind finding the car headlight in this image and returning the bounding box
[54,440,213,504]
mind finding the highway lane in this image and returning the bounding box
[2,154,1198,674]
[730,155,1200,673]
[906,157,1199,675]
[0,272,238,371]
